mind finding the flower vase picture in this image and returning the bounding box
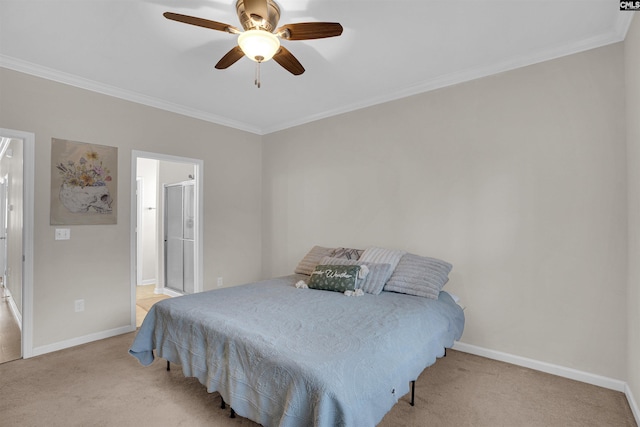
[50,138,118,225]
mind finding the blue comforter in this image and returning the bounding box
[129,274,464,426]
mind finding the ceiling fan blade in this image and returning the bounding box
[163,12,240,34]
[273,46,305,75]
[215,46,246,69]
[243,0,269,22]
[276,22,343,40]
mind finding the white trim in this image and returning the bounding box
[0,56,262,135]
[161,287,184,298]
[0,128,35,359]
[130,150,203,330]
[136,178,143,287]
[31,325,135,357]
[262,29,627,135]
[139,278,156,286]
[3,286,22,332]
[8,295,22,331]
[1,22,630,136]
[625,383,640,426]
[453,341,626,392]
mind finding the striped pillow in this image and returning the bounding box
[320,256,392,295]
[294,246,335,276]
[384,253,452,299]
[358,247,406,283]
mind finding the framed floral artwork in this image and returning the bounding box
[50,138,117,225]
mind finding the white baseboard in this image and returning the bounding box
[31,324,136,357]
[2,286,22,331]
[138,279,155,286]
[7,294,22,332]
[454,341,638,425]
[626,383,640,426]
[161,288,183,297]
[453,341,626,392]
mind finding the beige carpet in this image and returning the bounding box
[0,332,635,427]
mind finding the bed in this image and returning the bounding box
[129,273,464,426]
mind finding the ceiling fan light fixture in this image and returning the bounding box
[238,29,280,62]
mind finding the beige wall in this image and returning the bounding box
[262,43,628,380]
[626,14,640,409]
[0,25,634,393]
[0,68,263,349]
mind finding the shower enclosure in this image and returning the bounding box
[164,180,195,294]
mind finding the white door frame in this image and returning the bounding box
[0,175,8,290]
[135,178,143,287]
[130,150,203,328]
[0,128,35,359]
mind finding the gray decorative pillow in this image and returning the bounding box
[384,253,453,299]
[308,264,362,293]
[358,246,406,283]
[329,247,364,260]
[320,256,392,295]
[294,246,335,275]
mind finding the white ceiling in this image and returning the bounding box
[0,1,633,135]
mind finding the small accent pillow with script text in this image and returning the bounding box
[308,264,363,293]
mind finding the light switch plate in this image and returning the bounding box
[55,228,70,240]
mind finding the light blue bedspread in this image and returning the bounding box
[129,274,464,427]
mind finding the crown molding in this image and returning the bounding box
[2,16,632,137]
[262,25,629,135]
[0,55,262,135]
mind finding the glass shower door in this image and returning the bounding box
[164,181,195,294]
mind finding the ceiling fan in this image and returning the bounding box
[164,0,343,87]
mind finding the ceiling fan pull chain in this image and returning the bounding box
[255,61,262,88]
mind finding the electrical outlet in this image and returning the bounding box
[217,277,223,287]
[74,299,84,312]
[55,228,71,240]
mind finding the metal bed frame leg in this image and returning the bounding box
[163,355,442,416]
[410,380,415,406]
[166,361,236,418]
[407,347,448,408]
[220,396,235,418]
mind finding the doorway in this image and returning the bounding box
[0,128,35,362]
[130,150,203,328]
